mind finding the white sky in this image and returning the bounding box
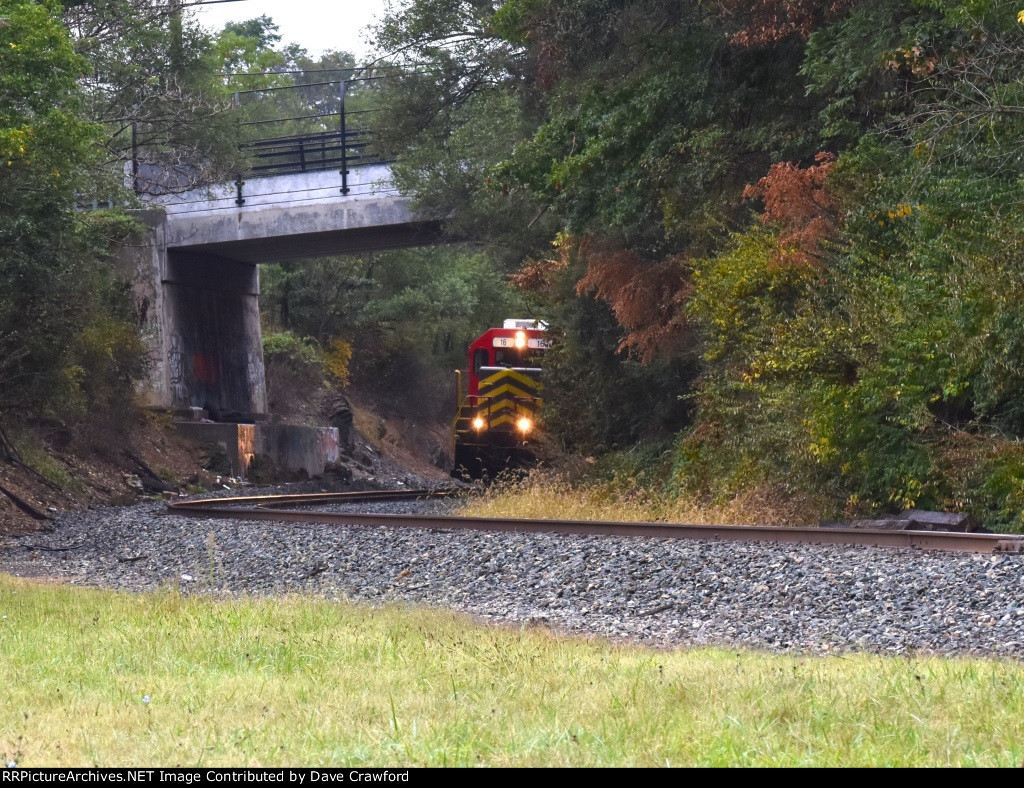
[192,0,393,59]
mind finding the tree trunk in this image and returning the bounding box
[0,421,21,464]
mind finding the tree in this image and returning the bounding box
[371,0,824,447]
[370,0,555,264]
[63,0,245,194]
[0,0,145,442]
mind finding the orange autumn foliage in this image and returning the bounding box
[716,0,855,46]
[575,241,692,363]
[508,255,569,294]
[510,238,691,362]
[742,152,840,268]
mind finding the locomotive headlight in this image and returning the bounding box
[472,416,486,431]
[514,330,527,349]
[517,416,533,433]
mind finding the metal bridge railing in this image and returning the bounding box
[240,129,385,178]
[232,74,391,198]
[126,73,396,199]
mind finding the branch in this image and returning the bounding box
[0,481,50,522]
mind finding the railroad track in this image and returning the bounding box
[166,489,1024,554]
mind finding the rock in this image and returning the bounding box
[821,510,985,533]
[898,509,982,532]
[185,469,220,490]
[820,519,909,530]
[322,460,353,484]
[202,447,232,475]
[429,443,450,470]
[245,453,281,486]
[123,474,144,492]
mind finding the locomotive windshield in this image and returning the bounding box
[494,348,541,368]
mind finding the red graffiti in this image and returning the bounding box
[191,353,218,384]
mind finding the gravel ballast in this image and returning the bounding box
[2,496,1023,657]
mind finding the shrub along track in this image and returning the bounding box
[168,488,1024,555]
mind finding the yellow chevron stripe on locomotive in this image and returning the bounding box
[478,368,542,393]
[476,382,544,403]
[453,368,544,440]
[472,397,544,416]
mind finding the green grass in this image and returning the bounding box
[1,575,1022,767]
[17,444,83,493]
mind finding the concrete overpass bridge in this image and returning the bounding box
[112,72,458,476]
[126,151,443,420]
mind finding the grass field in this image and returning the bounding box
[1,575,1022,767]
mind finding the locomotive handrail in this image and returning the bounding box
[478,366,544,374]
[453,369,464,425]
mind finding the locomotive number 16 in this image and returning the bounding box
[492,337,552,350]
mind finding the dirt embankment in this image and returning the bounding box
[347,391,453,482]
[1,390,454,537]
[0,413,214,536]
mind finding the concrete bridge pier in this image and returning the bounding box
[163,250,267,418]
[121,212,267,417]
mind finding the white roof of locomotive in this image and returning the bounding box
[503,319,548,330]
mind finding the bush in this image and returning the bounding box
[678,141,1024,530]
[323,339,352,386]
[262,332,330,420]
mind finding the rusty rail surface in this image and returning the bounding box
[167,490,1024,555]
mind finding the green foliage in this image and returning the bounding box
[8,0,1016,527]
[970,443,1024,531]
[543,292,695,453]
[17,440,83,492]
[800,0,945,142]
[362,0,1024,528]
[0,1,147,439]
[678,122,1024,526]
[680,227,840,499]
[215,15,363,144]
[0,0,96,197]
[63,0,247,192]
[381,88,550,264]
[262,331,325,375]
[260,246,525,414]
[497,18,817,254]
[261,331,333,419]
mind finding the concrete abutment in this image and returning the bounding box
[120,211,267,416]
[163,250,266,417]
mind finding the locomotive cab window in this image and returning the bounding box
[495,348,539,368]
[473,348,489,375]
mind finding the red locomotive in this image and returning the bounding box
[452,319,550,475]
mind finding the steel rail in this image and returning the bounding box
[166,490,1024,555]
